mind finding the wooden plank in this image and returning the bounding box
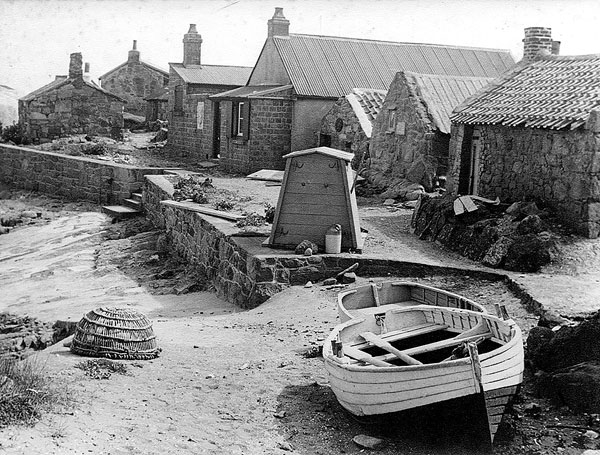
[277,212,349,227]
[160,200,242,221]
[284,181,345,195]
[360,332,423,365]
[371,284,381,307]
[342,345,394,367]
[278,192,347,207]
[341,159,362,249]
[266,157,291,246]
[351,323,448,350]
[374,333,492,362]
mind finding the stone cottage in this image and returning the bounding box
[167,24,252,160]
[211,8,516,175]
[19,53,126,142]
[99,40,169,116]
[369,72,495,192]
[319,88,387,170]
[449,27,600,238]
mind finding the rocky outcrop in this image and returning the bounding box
[527,311,600,413]
[412,194,559,272]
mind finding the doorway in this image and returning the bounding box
[212,102,221,159]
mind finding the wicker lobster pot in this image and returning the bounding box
[70,307,159,360]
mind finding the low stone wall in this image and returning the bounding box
[0,143,163,204]
[144,175,502,308]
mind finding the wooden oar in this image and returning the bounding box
[342,345,393,367]
[360,332,423,365]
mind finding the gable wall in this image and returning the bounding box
[248,39,291,86]
[319,97,368,169]
[369,73,447,191]
[18,81,124,142]
[101,63,168,116]
[448,122,600,238]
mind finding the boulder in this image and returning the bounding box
[482,236,513,268]
[504,232,558,272]
[517,214,544,235]
[506,201,540,220]
[536,362,600,413]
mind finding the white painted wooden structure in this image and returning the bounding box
[337,281,487,323]
[266,147,363,252]
[323,306,524,443]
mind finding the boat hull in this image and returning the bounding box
[323,306,524,443]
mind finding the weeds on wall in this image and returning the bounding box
[0,122,29,146]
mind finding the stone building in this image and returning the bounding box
[369,72,494,191]
[212,8,515,175]
[19,53,125,142]
[99,40,169,116]
[318,88,386,170]
[449,28,600,238]
[167,24,252,159]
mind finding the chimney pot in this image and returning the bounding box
[268,7,290,38]
[183,24,202,66]
[128,40,140,63]
[69,52,83,80]
[552,40,561,55]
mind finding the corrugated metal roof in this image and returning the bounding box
[451,54,600,130]
[345,88,387,137]
[273,34,515,98]
[170,63,252,86]
[210,85,292,99]
[405,72,494,134]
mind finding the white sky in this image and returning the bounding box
[1,0,599,95]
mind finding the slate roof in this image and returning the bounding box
[451,54,600,130]
[345,88,387,137]
[404,72,494,134]
[270,34,515,99]
[20,76,126,103]
[170,63,252,86]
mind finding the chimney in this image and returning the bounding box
[268,7,290,37]
[128,39,140,63]
[69,52,83,79]
[183,24,202,66]
[552,40,561,55]
[522,27,553,63]
[83,62,91,82]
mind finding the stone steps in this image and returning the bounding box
[101,192,144,220]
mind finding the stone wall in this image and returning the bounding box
[0,143,163,204]
[101,62,168,116]
[219,94,294,174]
[448,122,600,238]
[319,97,368,169]
[167,69,240,159]
[369,72,448,191]
[18,80,125,142]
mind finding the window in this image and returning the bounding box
[387,109,396,133]
[174,85,183,113]
[231,101,250,139]
[319,133,331,147]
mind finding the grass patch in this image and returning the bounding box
[0,357,63,428]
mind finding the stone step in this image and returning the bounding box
[123,198,142,210]
[131,192,143,202]
[101,205,142,220]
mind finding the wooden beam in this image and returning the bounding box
[360,332,423,365]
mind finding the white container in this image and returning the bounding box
[325,224,342,254]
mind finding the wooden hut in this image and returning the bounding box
[266,147,363,252]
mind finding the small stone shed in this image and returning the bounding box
[99,40,169,116]
[267,147,363,252]
[167,24,252,160]
[19,53,126,142]
[145,86,169,123]
[449,28,600,238]
[369,71,494,192]
[319,88,386,170]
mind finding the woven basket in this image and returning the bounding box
[70,307,159,360]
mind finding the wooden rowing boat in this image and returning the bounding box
[337,281,487,323]
[323,305,524,443]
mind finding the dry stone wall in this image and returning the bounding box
[0,144,163,204]
[448,122,600,238]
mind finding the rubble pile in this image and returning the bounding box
[412,193,560,272]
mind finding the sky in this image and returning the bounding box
[1,0,599,95]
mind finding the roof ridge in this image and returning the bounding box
[170,62,253,69]
[286,33,512,54]
[402,71,496,81]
